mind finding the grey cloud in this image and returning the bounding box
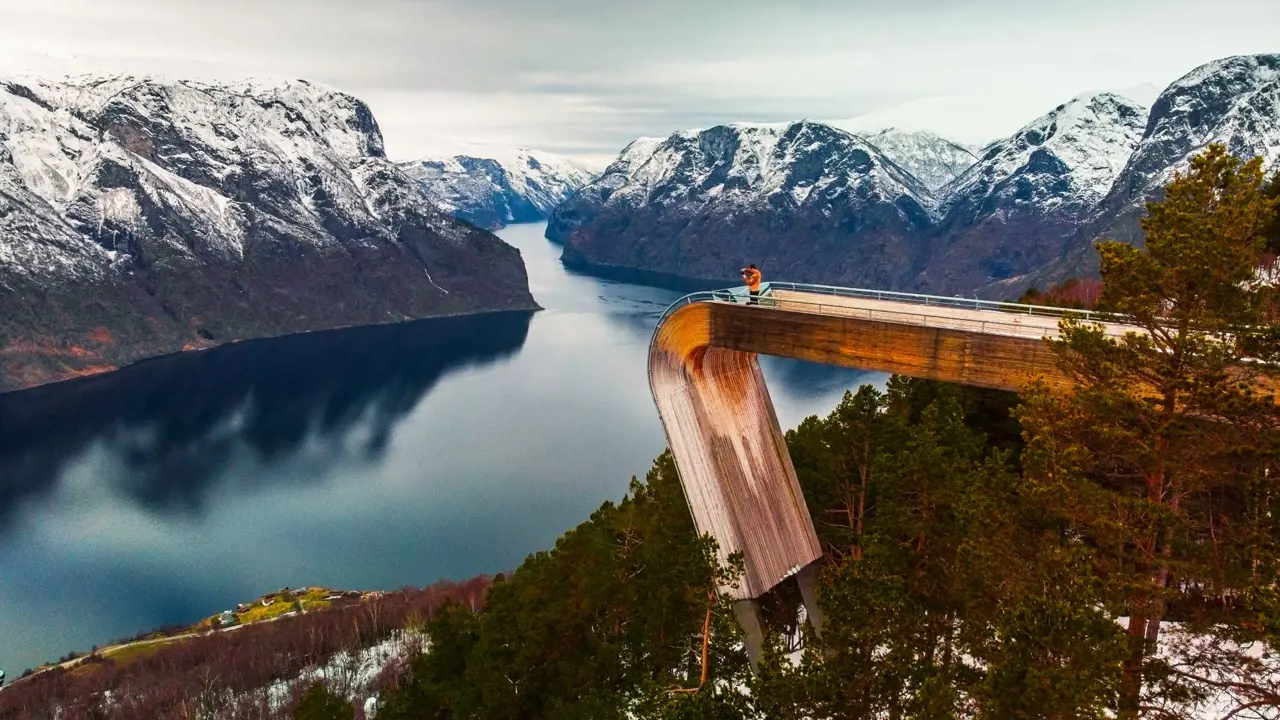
[2,0,1279,161]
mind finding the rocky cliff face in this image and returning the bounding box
[0,75,538,393]
[919,92,1149,295]
[400,147,597,230]
[547,121,936,289]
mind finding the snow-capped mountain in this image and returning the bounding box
[1083,54,1280,248]
[544,100,1147,295]
[859,128,980,191]
[544,136,663,245]
[918,92,1149,295]
[400,147,597,230]
[546,121,936,290]
[1018,53,1280,292]
[0,74,537,393]
[543,54,1280,298]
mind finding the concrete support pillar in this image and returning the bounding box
[795,561,825,637]
[732,598,766,675]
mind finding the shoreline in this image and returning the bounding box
[0,302,543,398]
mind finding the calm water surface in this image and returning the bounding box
[0,223,884,674]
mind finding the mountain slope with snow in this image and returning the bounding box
[0,74,537,392]
[543,136,664,245]
[400,147,597,230]
[546,121,937,289]
[1016,53,1280,292]
[918,92,1149,295]
[537,54,1278,299]
[860,128,980,191]
[1088,55,1280,245]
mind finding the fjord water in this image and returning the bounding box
[0,223,883,674]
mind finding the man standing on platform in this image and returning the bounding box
[740,264,762,304]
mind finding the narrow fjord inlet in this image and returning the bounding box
[0,222,880,676]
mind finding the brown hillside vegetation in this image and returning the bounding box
[0,577,491,720]
[1016,277,1104,310]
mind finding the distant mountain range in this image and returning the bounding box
[400,148,597,230]
[3,53,1276,393]
[1017,53,1280,293]
[546,53,1280,299]
[0,75,538,393]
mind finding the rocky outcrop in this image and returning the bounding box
[0,75,538,393]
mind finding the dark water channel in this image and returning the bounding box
[0,222,884,674]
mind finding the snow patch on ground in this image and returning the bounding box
[97,187,141,233]
[212,615,1274,720]
[220,629,429,718]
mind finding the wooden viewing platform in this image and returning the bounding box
[648,281,1277,670]
[650,279,1280,666]
[648,282,1137,604]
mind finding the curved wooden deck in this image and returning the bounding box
[647,282,1267,603]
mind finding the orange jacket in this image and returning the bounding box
[743,268,762,291]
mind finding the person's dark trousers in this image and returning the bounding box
[748,290,759,305]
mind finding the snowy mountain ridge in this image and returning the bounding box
[914,91,1150,294]
[941,92,1149,213]
[548,119,937,290]
[545,85,1167,296]
[2,73,388,249]
[858,128,980,191]
[1019,53,1280,291]
[600,120,936,214]
[399,146,597,230]
[1112,53,1280,204]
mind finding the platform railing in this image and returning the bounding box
[761,282,1103,320]
[653,281,1125,343]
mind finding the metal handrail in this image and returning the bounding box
[761,281,1104,321]
[652,281,1123,342]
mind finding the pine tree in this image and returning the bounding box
[771,383,1046,717]
[1017,143,1280,717]
[291,682,354,720]
[1264,170,1280,255]
[380,452,750,719]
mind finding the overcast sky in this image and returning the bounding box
[0,0,1276,167]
